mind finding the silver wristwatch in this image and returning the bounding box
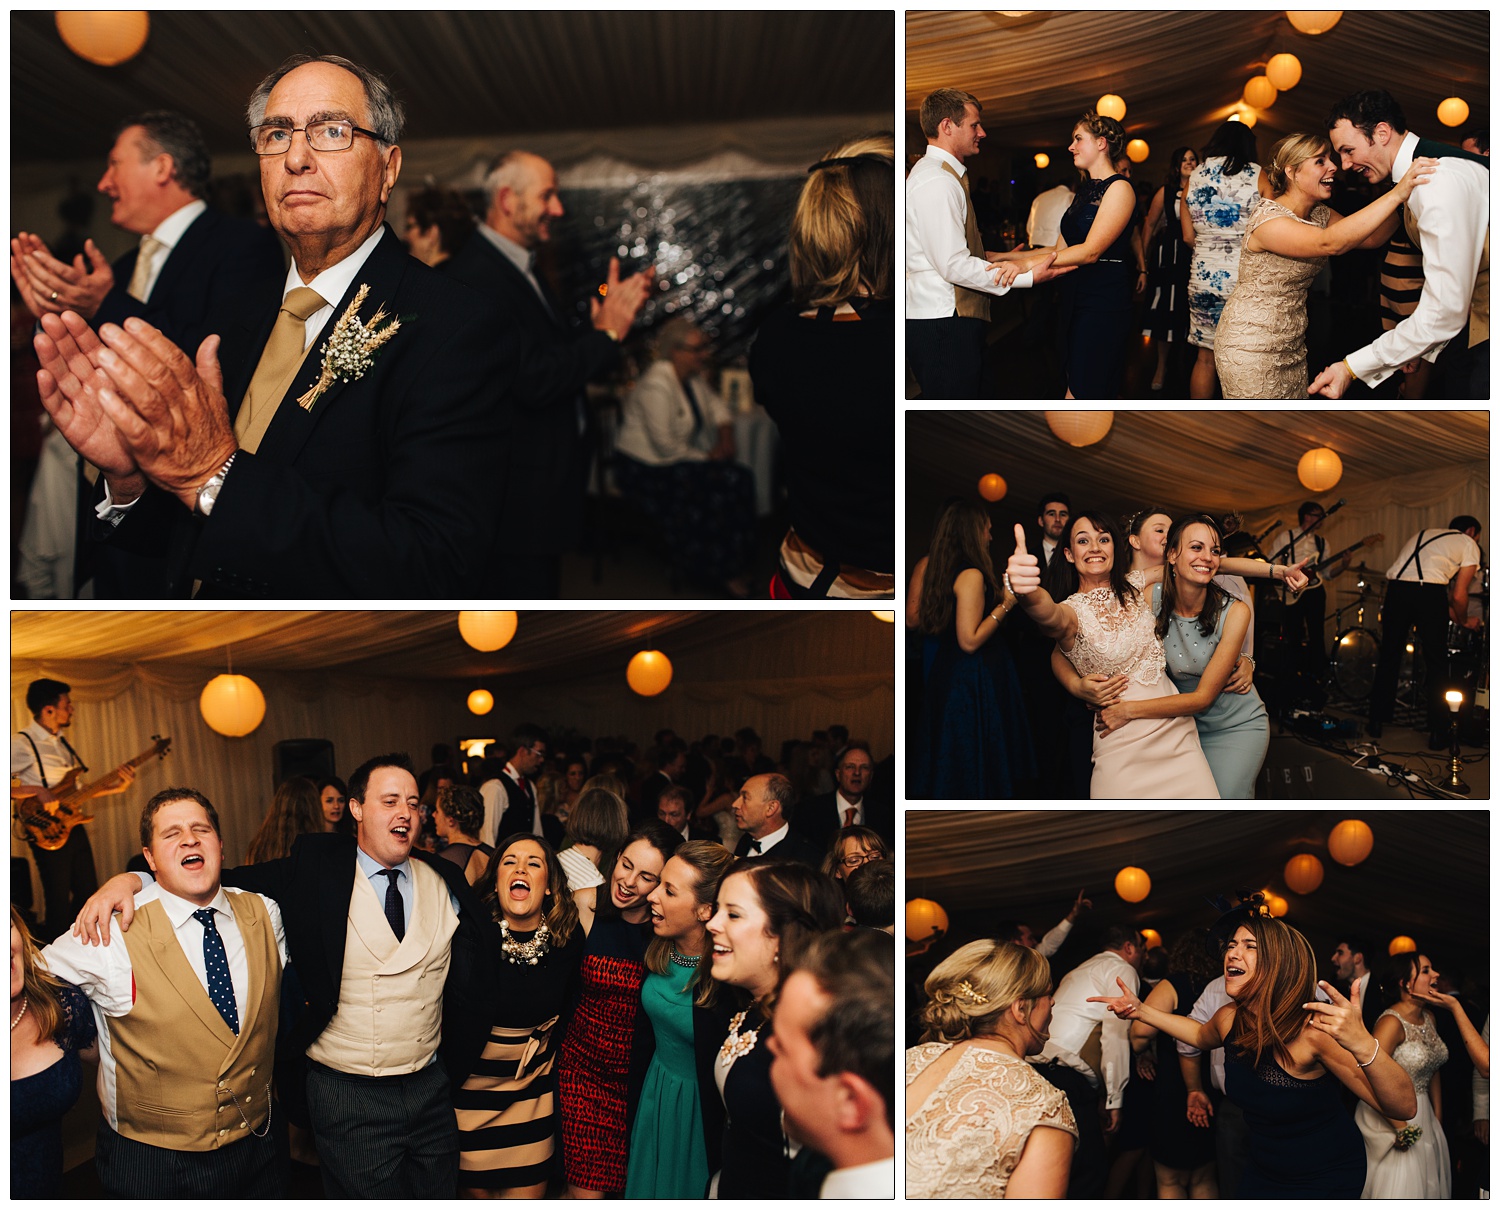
[194,452,238,517]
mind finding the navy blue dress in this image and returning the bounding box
[1225,1047,1365,1197]
[1059,173,1137,398]
[11,982,96,1198]
[915,567,1034,798]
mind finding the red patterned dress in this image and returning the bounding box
[557,914,652,1193]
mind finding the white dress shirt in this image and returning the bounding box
[820,1156,895,1198]
[1348,131,1490,385]
[748,821,790,855]
[907,145,1033,318]
[1386,529,1482,583]
[1178,975,1231,1093]
[286,224,387,350]
[1041,949,1139,1108]
[480,762,540,847]
[1027,184,1074,250]
[11,718,81,789]
[41,882,286,1131]
[135,199,207,303]
[1036,915,1073,959]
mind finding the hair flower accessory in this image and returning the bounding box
[297,283,404,410]
[957,980,990,1006]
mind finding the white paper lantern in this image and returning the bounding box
[1045,411,1114,447]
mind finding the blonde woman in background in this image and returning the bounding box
[907,940,1078,1198]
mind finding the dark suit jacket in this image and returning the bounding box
[109,225,511,597]
[94,206,286,359]
[793,792,895,853]
[733,827,824,867]
[444,230,620,586]
[493,770,564,849]
[635,771,672,824]
[220,832,500,1102]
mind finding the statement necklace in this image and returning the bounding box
[10,996,28,1032]
[719,1008,761,1066]
[669,947,701,969]
[500,918,551,965]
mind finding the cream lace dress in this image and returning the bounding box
[1062,570,1219,798]
[906,1044,1078,1199]
[1215,196,1332,399]
[1355,1009,1451,1198]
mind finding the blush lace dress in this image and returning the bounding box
[1062,570,1218,798]
[1355,1009,1451,1198]
[1215,197,1332,399]
[906,1044,1078,1198]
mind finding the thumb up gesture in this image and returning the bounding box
[1006,524,1042,597]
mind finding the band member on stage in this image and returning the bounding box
[11,679,134,940]
[1367,517,1482,746]
[1275,503,1350,690]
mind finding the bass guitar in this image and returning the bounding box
[14,735,171,850]
[1284,535,1383,606]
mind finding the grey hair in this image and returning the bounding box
[246,54,405,147]
[117,111,211,198]
[483,150,544,202]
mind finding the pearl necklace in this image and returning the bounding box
[11,996,28,1031]
[500,919,551,965]
[718,1008,760,1066]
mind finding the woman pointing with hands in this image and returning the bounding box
[1089,915,1417,1197]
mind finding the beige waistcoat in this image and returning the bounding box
[305,858,459,1075]
[112,893,281,1150]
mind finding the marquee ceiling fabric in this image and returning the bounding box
[13,11,895,169]
[905,10,1489,156]
[906,410,1488,561]
[907,809,1490,959]
[9,610,893,689]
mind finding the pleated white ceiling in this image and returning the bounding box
[905,10,1490,157]
[907,809,1490,962]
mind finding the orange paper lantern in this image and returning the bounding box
[1263,892,1289,918]
[458,610,518,652]
[1115,866,1151,903]
[199,674,266,737]
[1438,97,1470,128]
[1126,139,1150,163]
[467,688,494,715]
[1096,94,1126,120]
[906,898,949,943]
[1297,446,1343,491]
[1285,11,1343,35]
[1045,411,1114,447]
[1328,819,1374,866]
[978,473,1008,501]
[1034,152,1050,169]
[1388,935,1417,955]
[55,11,149,65]
[1244,76,1278,109]
[1266,53,1303,91]
[1284,853,1325,894]
[626,650,673,696]
[1141,928,1163,949]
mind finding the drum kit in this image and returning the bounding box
[1327,563,1489,707]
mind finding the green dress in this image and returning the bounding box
[625,960,707,1197]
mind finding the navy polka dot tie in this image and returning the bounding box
[377,868,405,942]
[192,908,239,1035]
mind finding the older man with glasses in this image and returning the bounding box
[31,54,510,597]
[794,743,893,852]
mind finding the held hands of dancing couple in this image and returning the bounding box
[985,247,1072,288]
[34,309,236,510]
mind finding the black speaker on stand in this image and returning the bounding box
[272,739,337,789]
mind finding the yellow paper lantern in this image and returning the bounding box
[906,897,949,943]
[467,688,494,715]
[1266,53,1303,91]
[1328,818,1374,866]
[1096,94,1126,121]
[1232,108,1258,128]
[870,610,895,623]
[1034,152,1050,169]
[1141,928,1163,949]
[626,650,673,696]
[1126,139,1150,163]
[458,610,518,652]
[1045,411,1114,447]
[199,674,267,738]
[1244,76,1278,109]
[1285,10,1343,35]
[1263,892,1289,918]
[55,11,150,65]
[1297,446,1343,491]
[1115,866,1151,903]
[1438,97,1470,128]
[978,472,1008,501]
[1284,853,1325,894]
[1388,935,1417,956]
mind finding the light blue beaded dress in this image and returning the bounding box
[1153,583,1268,797]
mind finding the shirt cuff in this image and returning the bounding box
[96,480,143,525]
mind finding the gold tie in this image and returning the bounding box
[939,162,992,322]
[126,235,166,302]
[234,287,327,453]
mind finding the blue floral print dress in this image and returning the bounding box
[1184,157,1262,349]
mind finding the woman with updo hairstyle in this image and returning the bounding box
[751,132,894,599]
[403,184,475,267]
[907,940,1078,1198]
[1182,120,1273,398]
[1215,132,1438,398]
[433,783,493,885]
[1049,111,1139,398]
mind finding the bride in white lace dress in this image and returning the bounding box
[1356,953,1451,1198]
[1006,510,1305,797]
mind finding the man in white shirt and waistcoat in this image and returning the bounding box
[44,787,287,1196]
[906,87,1066,398]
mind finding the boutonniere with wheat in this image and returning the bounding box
[297,284,405,410]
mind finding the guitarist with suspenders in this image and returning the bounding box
[1278,502,1352,693]
[10,679,134,940]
